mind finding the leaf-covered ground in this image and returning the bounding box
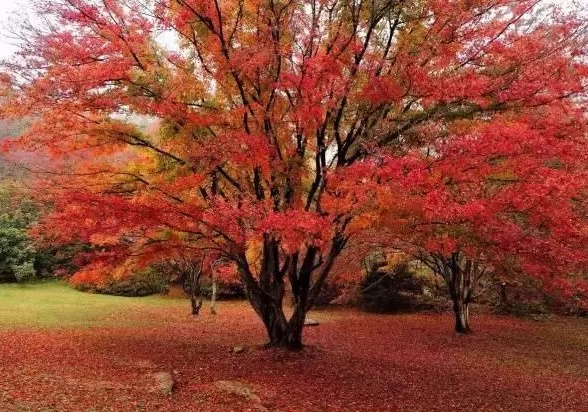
[1,283,587,411]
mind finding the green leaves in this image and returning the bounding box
[0,216,37,283]
[0,186,38,283]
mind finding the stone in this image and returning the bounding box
[304,318,319,326]
[215,380,265,408]
[152,372,174,395]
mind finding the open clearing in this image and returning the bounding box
[1,282,587,411]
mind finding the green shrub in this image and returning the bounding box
[0,217,37,283]
[361,262,419,313]
[75,267,169,297]
[12,261,36,283]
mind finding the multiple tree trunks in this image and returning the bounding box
[237,236,346,349]
[261,301,306,350]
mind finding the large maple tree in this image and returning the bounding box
[2,0,587,347]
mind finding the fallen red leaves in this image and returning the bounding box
[1,302,587,412]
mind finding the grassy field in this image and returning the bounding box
[1,282,588,412]
[0,281,180,329]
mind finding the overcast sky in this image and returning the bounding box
[0,0,586,60]
[0,0,27,59]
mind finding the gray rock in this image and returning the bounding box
[153,372,174,395]
[215,380,268,410]
[232,345,245,354]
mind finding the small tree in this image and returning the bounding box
[163,256,205,315]
[416,252,492,333]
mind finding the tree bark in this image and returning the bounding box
[499,282,508,308]
[177,258,203,316]
[423,252,477,334]
[190,294,203,315]
[236,234,346,350]
[453,299,471,334]
[244,280,305,349]
[449,254,474,334]
[262,302,305,350]
[210,278,217,315]
[190,263,203,315]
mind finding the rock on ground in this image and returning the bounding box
[215,380,268,410]
[152,371,174,395]
[232,345,245,354]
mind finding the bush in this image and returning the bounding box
[75,267,169,297]
[490,284,553,319]
[492,300,551,320]
[359,259,448,313]
[311,281,346,307]
[0,185,79,283]
[361,262,419,313]
[12,261,36,283]
[0,220,37,283]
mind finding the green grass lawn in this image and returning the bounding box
[0,281,181,329]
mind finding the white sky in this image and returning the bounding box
[0,0,27,59]
[0,0,586,60]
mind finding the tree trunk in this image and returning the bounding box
[189,262,203,315]
[499,282,508,309]
[210,278,217,315]
[453,299,471,334]
[190,295,203,315]
[260,302,305,350]
[446,253,477,334]
[243,272,306,350]
[237,235,346,350]
[423,252,489,334]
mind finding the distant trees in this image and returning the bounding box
[0,218,36,283]
[162,256,205,315]
[0,184,87,283]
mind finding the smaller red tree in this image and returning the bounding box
[337,103,588,332]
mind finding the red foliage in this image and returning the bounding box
[335,105,588,300]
